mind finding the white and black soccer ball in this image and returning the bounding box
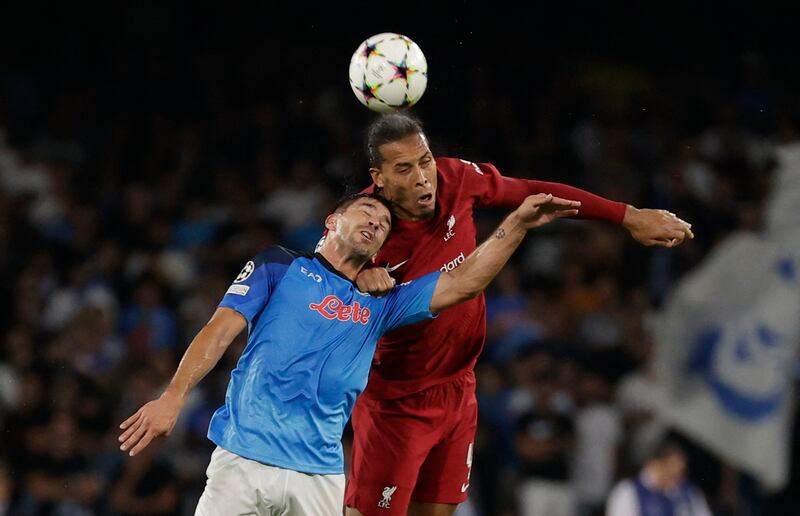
[348,33,428,113]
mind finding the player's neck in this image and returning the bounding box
[317,245,368,282]
[392,203,434,222]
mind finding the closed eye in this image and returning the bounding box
[361,207,391,233]
[394,152,432,172]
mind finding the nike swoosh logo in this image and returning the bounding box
[385,260,408,272]
[461,483,469,492]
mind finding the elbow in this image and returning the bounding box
[461,288,482,301]
[434,287,480,313]
[434,272,482,311]
[450,274,483,303]
[450,285,482,305]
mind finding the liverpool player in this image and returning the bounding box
[118,192,579,515]
[344,114,693,516]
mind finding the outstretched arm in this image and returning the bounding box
[504,178,694,247]
[118,307,246,456]
[519,179,695,246]
[621,205,694,247]
[430,194,580,312]
[510,177,628,224]
[467,161,694,247]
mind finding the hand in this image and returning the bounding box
[118,392,183,456]
[623,206,694,247]
[514,194,581,229]
[356,267,396,296]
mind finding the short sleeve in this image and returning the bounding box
[218,246,296,325]
[380,272,441,332]
[605,480,639,516]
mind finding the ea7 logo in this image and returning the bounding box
[300,266,322,283]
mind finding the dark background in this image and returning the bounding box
[0,3,798,515]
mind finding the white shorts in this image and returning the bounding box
[195,446,345,516]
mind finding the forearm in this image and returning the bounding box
[431,212,526,311]
[163,308,243,401]
[454,213,526,295]
[509,178,626,224]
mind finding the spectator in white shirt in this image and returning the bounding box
[606,439,712,516]
[572,366,622,516]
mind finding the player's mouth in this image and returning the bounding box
[360,230,374,242]
[417,193,434,207]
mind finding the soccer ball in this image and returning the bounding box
[349,33,428,113]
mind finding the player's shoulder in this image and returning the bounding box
[434,156,467,177]
[436,156,499,179]
[253,245,310,268]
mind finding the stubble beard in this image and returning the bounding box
[340,233,374,262]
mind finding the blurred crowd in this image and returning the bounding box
[1,10,799,516]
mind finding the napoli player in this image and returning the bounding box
[344,114,694,516]
[117,192,579,515]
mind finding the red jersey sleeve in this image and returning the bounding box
[458,159,627,225]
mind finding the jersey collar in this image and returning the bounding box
[314,252,359,286]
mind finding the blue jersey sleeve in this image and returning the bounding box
[380,271,441,332]
[218,246,299,325]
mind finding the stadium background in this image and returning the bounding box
[0,4,798,515]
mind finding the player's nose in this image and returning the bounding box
[413,166,429,186]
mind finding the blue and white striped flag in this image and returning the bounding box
[652,142,800,491]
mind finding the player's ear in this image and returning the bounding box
[324,213,338,233]
[370,167,384,188]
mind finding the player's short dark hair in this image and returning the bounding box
[365,113,426,168]
[333,192,393,223]
[649,437,686,462]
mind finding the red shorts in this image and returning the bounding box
[345,371,477,516]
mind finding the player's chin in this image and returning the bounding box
[351,243,376,260]
[415,201,436,218]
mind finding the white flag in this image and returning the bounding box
[765,142,800,235]
[653,229,800,490]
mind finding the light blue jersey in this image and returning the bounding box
[208,246,439,474]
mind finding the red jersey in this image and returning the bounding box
[364,157,626,400]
